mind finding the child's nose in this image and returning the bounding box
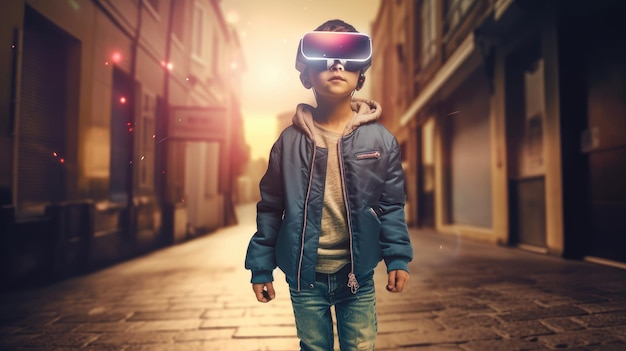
[328,60,345,72]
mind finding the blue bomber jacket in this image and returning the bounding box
[245,98,413,292]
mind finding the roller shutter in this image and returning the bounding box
[17,8,68,213]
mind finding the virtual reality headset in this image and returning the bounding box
[295,31,372,73]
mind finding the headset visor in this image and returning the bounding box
[301,32,372,62]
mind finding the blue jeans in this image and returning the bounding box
[289,265,377,351]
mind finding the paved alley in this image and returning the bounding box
[1,204,626,350]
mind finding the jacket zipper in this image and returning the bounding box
[297,141,316,292]
[337,139,359,294]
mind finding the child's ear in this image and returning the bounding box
[299,73,312,89]
[356,73,366,91]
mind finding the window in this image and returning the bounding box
[444,0,476,35]
[211,33,219,75]
[420,0,437,68]
[191,2,205,59]
[172,0,185,42]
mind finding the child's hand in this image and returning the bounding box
[386,270,409,293]
[252,282,276,303]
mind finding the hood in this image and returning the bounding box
[291,98,382,140]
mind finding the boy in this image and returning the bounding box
[245,19,413,350]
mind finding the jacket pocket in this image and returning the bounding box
[367,207,380,226]
[355,208,383,271]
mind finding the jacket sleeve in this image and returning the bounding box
[379,137,414,272]
[244,140,285,283]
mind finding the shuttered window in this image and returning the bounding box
[17,8,69,214]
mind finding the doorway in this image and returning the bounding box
[505,39,548,251]
[417,118,435,227]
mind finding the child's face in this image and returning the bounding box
[305,62,360,99]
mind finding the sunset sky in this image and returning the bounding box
[219,0,382,160]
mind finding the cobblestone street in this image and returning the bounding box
[1,204,626,350]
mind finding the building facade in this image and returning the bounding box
[371,0,626,267]
[0,0,248,287]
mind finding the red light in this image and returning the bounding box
[52,152,64,164]
[161,61,174,70]
[111,51,123,63]
[120,96,126,104]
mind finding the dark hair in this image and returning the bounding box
[314,19,358,33]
